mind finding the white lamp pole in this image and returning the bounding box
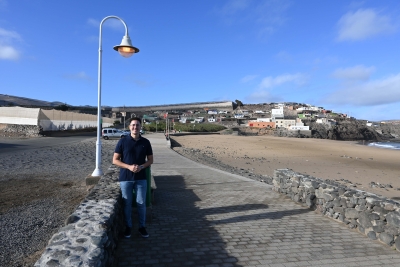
[92,16,139,177]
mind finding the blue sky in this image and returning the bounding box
[1,0,400,121]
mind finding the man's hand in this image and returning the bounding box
[128,164,141,173]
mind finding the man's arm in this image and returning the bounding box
[113,152,139,173]
[142,155,153,169]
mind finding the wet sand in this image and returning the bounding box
[171,134,400,200]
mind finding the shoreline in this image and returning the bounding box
[170,134,400,200]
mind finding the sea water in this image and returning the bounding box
[367,141,400,150]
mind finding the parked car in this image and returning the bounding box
[102,128,128,140]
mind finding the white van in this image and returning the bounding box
[102,128,128,140]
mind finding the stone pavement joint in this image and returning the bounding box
[115,133,400,267]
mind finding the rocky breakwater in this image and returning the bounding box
[273,169,400,251]
[34,165,123,267]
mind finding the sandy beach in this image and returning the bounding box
[171,134,400,200]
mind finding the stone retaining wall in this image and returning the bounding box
[0,123,42,138]
[273,169,400,251]
[34,166,122,267]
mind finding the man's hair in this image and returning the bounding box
[129,117,141,124]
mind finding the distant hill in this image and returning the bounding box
[0,94,66,107]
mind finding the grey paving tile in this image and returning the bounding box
[114,134,400,267]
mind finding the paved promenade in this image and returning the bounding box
[116,133,400,267]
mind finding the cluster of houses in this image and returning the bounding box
[111,101,348,132]
[175,103,344,131]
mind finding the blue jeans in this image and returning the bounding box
[120,180,147,228]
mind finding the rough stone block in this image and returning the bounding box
[357,212,373,228]
[333,207,345,214]
[386,211,400,228]
[395,236,400,251]
[372,225,384,233]
[379,232,394,246]
[345,208,359,219]
[367,231,377,240]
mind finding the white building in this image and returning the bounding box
[194,117,204,123]
[255,118,272,122]
[0,106,114,131]
[288,120,309,130]
[296,106,321,112]
[271,107,284,119]
[316,118,336,126]
[274,119,296,128]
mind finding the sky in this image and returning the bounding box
[1,0,400,121]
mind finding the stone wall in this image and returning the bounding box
[0,123,42,138]
[34,166,122,267]
[273,169,400,251]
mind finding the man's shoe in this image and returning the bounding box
[138,227,149,238]
[124,227,131,238]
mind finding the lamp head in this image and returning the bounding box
[113,35,139,58]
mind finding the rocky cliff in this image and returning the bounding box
[304,119,400,141]
[239,119,400,142]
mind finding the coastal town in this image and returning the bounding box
[1,95,399,141]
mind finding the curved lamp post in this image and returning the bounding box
[92,16,139,177]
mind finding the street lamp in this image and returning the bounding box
[92,16,139,177]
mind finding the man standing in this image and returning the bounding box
[113,117,153,238]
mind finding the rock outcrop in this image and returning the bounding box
[305,119,382,141]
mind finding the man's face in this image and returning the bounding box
[129,120,141,134]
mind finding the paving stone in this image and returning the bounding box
[115,134,400,267]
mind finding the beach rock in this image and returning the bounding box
[367,231,377,240]
[345,208,359,219]
[386,211,400,227]
[379,233,394,246]
[395,236,400,251]
[304,119,382,141]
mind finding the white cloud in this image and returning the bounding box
[327,73,400,106]
[259,73,307,89]
[0,44,19,60]
[216,0,291,38]
[0,27,21,41]
[337,8,396,41]
[275,51,292,63]
[332,65,375,81]
[87,18,99,27]
[220,0,251,15]
[63,71,91,81]
[240,74,258,83]
[0,27,22,60]
[245,72,307,103]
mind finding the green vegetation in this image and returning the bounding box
[235,99,244,107]
[142,121,226,132]
[55,104,69,111]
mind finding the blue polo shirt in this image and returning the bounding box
[114,135,153,182]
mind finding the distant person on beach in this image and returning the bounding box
[113,117,153,239]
